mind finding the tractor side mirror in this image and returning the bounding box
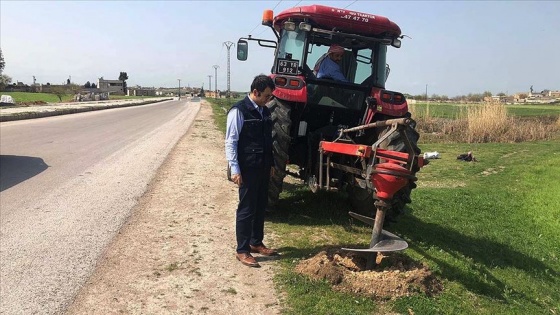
[237,40,248,61]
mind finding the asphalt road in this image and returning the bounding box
[0,98,201,314]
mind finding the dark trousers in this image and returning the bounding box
[236,166,270,253]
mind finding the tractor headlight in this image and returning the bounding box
[299,22,312,32]
[283,21,296,31]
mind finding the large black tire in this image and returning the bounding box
[348,116,421,220]
[267,98,292,208]
[383,118,421,218]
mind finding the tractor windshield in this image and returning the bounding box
[277,29,306,67]
[306,43,388,87]
[275,27,389,88]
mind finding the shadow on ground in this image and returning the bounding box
[0,155,48,191]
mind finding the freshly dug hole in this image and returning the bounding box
[295,247,443,300]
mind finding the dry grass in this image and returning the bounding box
[413,103,559,143]
[466,103,510,142]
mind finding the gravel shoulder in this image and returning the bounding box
[66,101,281,314]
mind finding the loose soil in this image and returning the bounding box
[67,101,442,314]
[295,248,443,300]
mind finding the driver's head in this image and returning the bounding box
[328,45,345,62]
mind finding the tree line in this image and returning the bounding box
[405,91,531,102]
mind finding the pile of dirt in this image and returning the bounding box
[295,248,443,300]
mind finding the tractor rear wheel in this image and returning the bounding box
[267,98,292,208]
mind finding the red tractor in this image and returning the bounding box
[237,4,425,266]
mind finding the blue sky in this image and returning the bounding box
[1,0,559,96]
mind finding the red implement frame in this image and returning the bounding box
[317,118,426,269]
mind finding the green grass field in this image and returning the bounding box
[206,98,560,314]
[413,102,560,119]
[0,92,165,105]
[1,91,73,103]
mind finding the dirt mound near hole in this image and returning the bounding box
[295,247,443,300]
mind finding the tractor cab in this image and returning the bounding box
[237,5,406,124]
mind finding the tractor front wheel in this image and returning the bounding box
[267,98,292,208]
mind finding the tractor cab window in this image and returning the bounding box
[306,44,358,83]
[305,43,388,88]
[276,29,306,71]
[354,46,387,87]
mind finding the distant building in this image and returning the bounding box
[127,87,156,97]
[36,84,71,93]
[97,77,124,95]
[526,88,558,104]
[205,90,221,98]
[484,95,512,103]
[155,88,179,97]
[549,90,560,98]
[3,81,32,92]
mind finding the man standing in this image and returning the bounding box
[314,44,350,82]
[225,74,279,268]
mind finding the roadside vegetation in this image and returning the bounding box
[207,98,559,314]
[107,95,160,100]
[411,102,560,143]
[1,91,73,104]
[0,91,166,106]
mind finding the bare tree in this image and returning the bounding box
[118,72,128,94]
[0,74,11,91]
[50,86,67,102]
[0,48,5,74]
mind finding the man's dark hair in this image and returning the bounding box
[250,74,275,93]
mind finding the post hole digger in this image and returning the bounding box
[318,117,426,269]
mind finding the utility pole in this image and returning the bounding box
[213,65,219,99]
[223,41,234,98]
[208,75,212,95]
[178,79,181,100]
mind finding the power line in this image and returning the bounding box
[246,0,283,35]
[343,0,358,9]
[247,23,261,36]
[272,0,283,10]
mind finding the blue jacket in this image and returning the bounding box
[226,96,273,172]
